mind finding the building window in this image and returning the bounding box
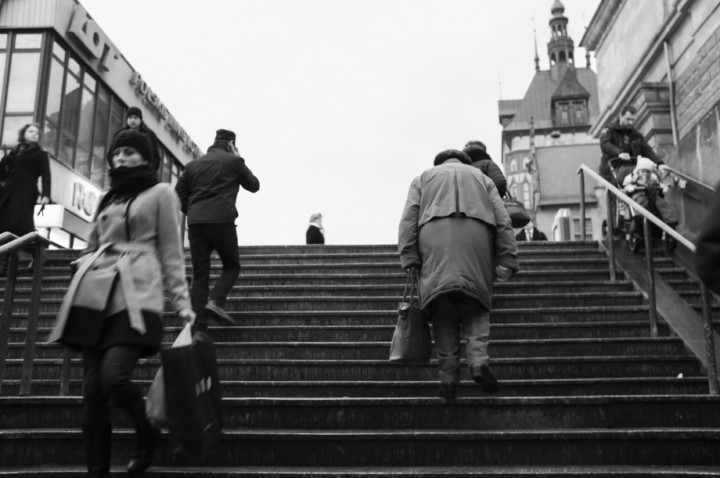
[522,182,531,209]
[0,32,43,146]
[572,217,593,240]
[510,159,517,172]
[554,99,588,127]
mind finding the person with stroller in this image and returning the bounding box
[599,105,666,186]
[621,156,678,229]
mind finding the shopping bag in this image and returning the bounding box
[146,323,193,426]
[389,269,432,362]
[162,328,222,457]
[503,193,531,228]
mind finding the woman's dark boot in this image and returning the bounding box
[83,416,111,477]
[126,399,161,475]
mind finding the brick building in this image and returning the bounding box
[580,0,720,241]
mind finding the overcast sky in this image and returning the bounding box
[80,0,601,245]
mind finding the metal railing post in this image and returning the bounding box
[579,170,586,241]
[60,349,72,396]
[700,283,720,395]
[19,244,46,395]
[605,192,617,282]
[0,251,19,393]
[643,218,658,338]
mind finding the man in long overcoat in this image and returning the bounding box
[398,149,518,400]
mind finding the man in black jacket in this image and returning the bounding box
[175,129,260,330]
[599,105,665,185]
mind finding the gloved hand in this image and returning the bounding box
[178,308,196,326]
[495,265,512,282]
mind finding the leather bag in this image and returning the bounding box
[503,193,531,228]
[389,269,432,363]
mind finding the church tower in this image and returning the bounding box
[547,0,574,67]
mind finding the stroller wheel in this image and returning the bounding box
[627,221,642,253]
[601,220,608,240]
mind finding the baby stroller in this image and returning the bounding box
[602,156,676,254]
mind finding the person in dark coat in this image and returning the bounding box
[695,187,720,295]
[175,129,260,331]
[0,123,51,274]
[48,129,194,477]
[515,221,548,241]
[398,149,518,401]
[109,106,161,170]
[306,213,325,244]
[463,140,507,197]
[599,105,665,185]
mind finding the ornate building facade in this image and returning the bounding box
[499,0,602,240]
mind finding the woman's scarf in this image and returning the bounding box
[96,165,159,215]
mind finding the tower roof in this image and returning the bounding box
[551,0,565,15]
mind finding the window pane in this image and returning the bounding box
[0,52,6,104]
[1,115,32,146]
[52,41,65,60]
[84,74,96,91]
[91,91,110,186]
[0,34,7,49]
[5,52,41,112]
[68,57,80,75]
[14,34,42,50]
[41,121,59,156]
[75,86,96,177]
[44,58,64,126]
[58,71,81,165]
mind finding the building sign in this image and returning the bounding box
[129,72,202,158]
[49,160,101,223]
[67,5,119,72]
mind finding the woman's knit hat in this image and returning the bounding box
[635,156,656,172]
[434,149,472,166]
[126,106,143,120]
[462,144,492,162]
[109,129,157,169]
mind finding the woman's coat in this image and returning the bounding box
[398,159,518,309]
[48,183,191,351]
[0,143,51,235]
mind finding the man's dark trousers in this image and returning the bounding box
[188,222,240,327]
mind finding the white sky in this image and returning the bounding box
[80,0,601,245]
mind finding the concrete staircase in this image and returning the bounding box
[1,241,720,477]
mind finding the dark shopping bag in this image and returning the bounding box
[161,328,223,457]
[389,269,432,362]
[503,193,531,228]
[146,323,193,427]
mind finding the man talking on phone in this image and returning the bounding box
[175,129,260,332]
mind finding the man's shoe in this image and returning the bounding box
[439,381,457,401]
[127,423,161,475]
[471,364,500,394]
[205,300,235,326]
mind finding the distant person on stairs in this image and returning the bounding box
[175,128,260,331]
[398,149,518,401]
[306,212,325,244]
[515,220,547,241]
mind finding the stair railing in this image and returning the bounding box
[662,164,716,195]
[578,165,719,395]
[0,231,50,395]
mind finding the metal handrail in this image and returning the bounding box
[663,164,716,194]
[0,231,51,396]
[577,164,719,395]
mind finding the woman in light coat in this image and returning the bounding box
[398,149,518,401]
[48,129,194,477]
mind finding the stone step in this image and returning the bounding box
[4,293,647,315]
[9,321,669,345]
[4,465,720,478]
[1,428,720,467]
[3,337,688,360]
[2,395,719,430]
[1,377,709,399]
[2,355,701,381]
[5,305,656,328]
[7,280,638,298]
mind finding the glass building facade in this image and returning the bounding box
[0,0,200,248]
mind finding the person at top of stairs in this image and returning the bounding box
[48,129,196,477]
[175,128,260,331]
[398,148,518,401]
